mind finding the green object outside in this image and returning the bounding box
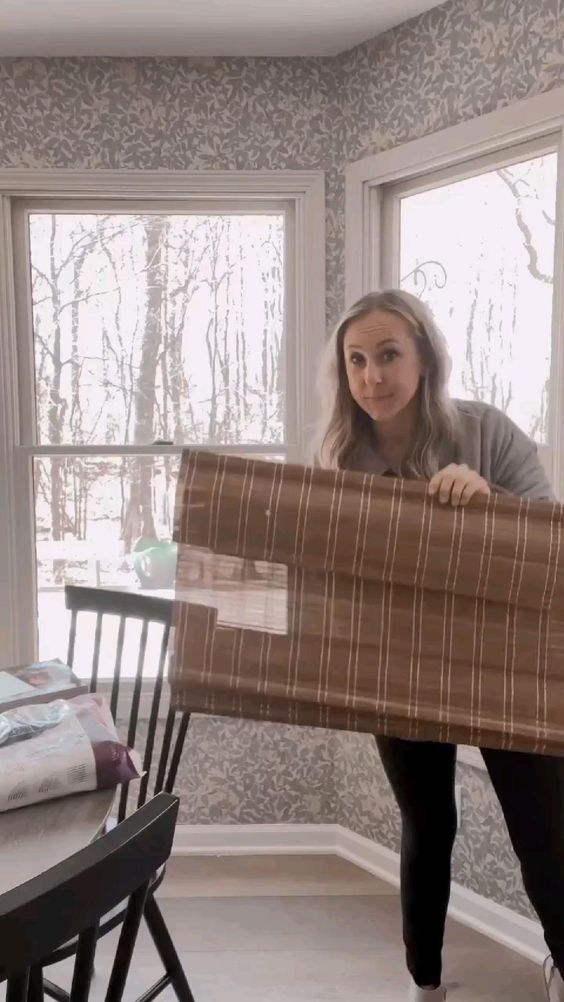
[132,538,178,589]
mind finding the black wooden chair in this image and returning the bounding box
[65,585,189,824]
[38,585,195,1002]
[0,793,180,1002]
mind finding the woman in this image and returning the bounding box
[316,289,564,1002]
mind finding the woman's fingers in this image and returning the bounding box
[438,473,457,504]
[429,464,461,504]
[450,475,470,507]
[457,478,479,506]
[428,465,490,507]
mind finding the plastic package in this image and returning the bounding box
[0,693,143,812]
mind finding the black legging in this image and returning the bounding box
[376,736,564,988]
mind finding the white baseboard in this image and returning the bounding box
[173,822,341,856]
[335,827,546,966]
[173,822,545,966]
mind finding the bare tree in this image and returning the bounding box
[497,167,554,284]
[123,216,166,549]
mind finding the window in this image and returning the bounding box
[382,141,558,453]
[345,87,564,500]
[0,172,324,675]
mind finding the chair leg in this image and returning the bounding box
[143,894,195,1002]
[28,968,44,1002]
[106,887,146,1002]
[7,972,30,1002]
[71,926,98,1002]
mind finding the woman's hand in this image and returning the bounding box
[428,464,490,507]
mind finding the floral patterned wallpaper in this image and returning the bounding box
[340,0,564,164]
[3,0,564,919]
[0,55,347,332]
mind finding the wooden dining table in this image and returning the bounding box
[0,788,115,896]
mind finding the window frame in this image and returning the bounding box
[0,169,326,671]
[345,88,564,772]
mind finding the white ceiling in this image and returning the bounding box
[0,0,443,58]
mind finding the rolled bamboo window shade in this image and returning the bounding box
[171,450,564,755]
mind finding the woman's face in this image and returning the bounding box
[343,309,424,427]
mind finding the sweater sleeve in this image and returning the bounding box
[487,410,555,501]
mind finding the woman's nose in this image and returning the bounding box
[364,361,383,387]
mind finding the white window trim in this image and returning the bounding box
[346,88,564,772]
[0,168,326,669]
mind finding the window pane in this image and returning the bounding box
[35,452,286,677]
[29,212,286,447]
[35,455,179,677]
[399,153,557,442]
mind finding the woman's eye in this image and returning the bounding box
[382,350,399,363]
[349,353,365,366]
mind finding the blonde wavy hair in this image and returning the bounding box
[315,289,457,475]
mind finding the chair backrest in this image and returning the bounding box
[65,586,189,822]
[0,793,179,1002]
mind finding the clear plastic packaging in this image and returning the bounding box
[0,693,143,812]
